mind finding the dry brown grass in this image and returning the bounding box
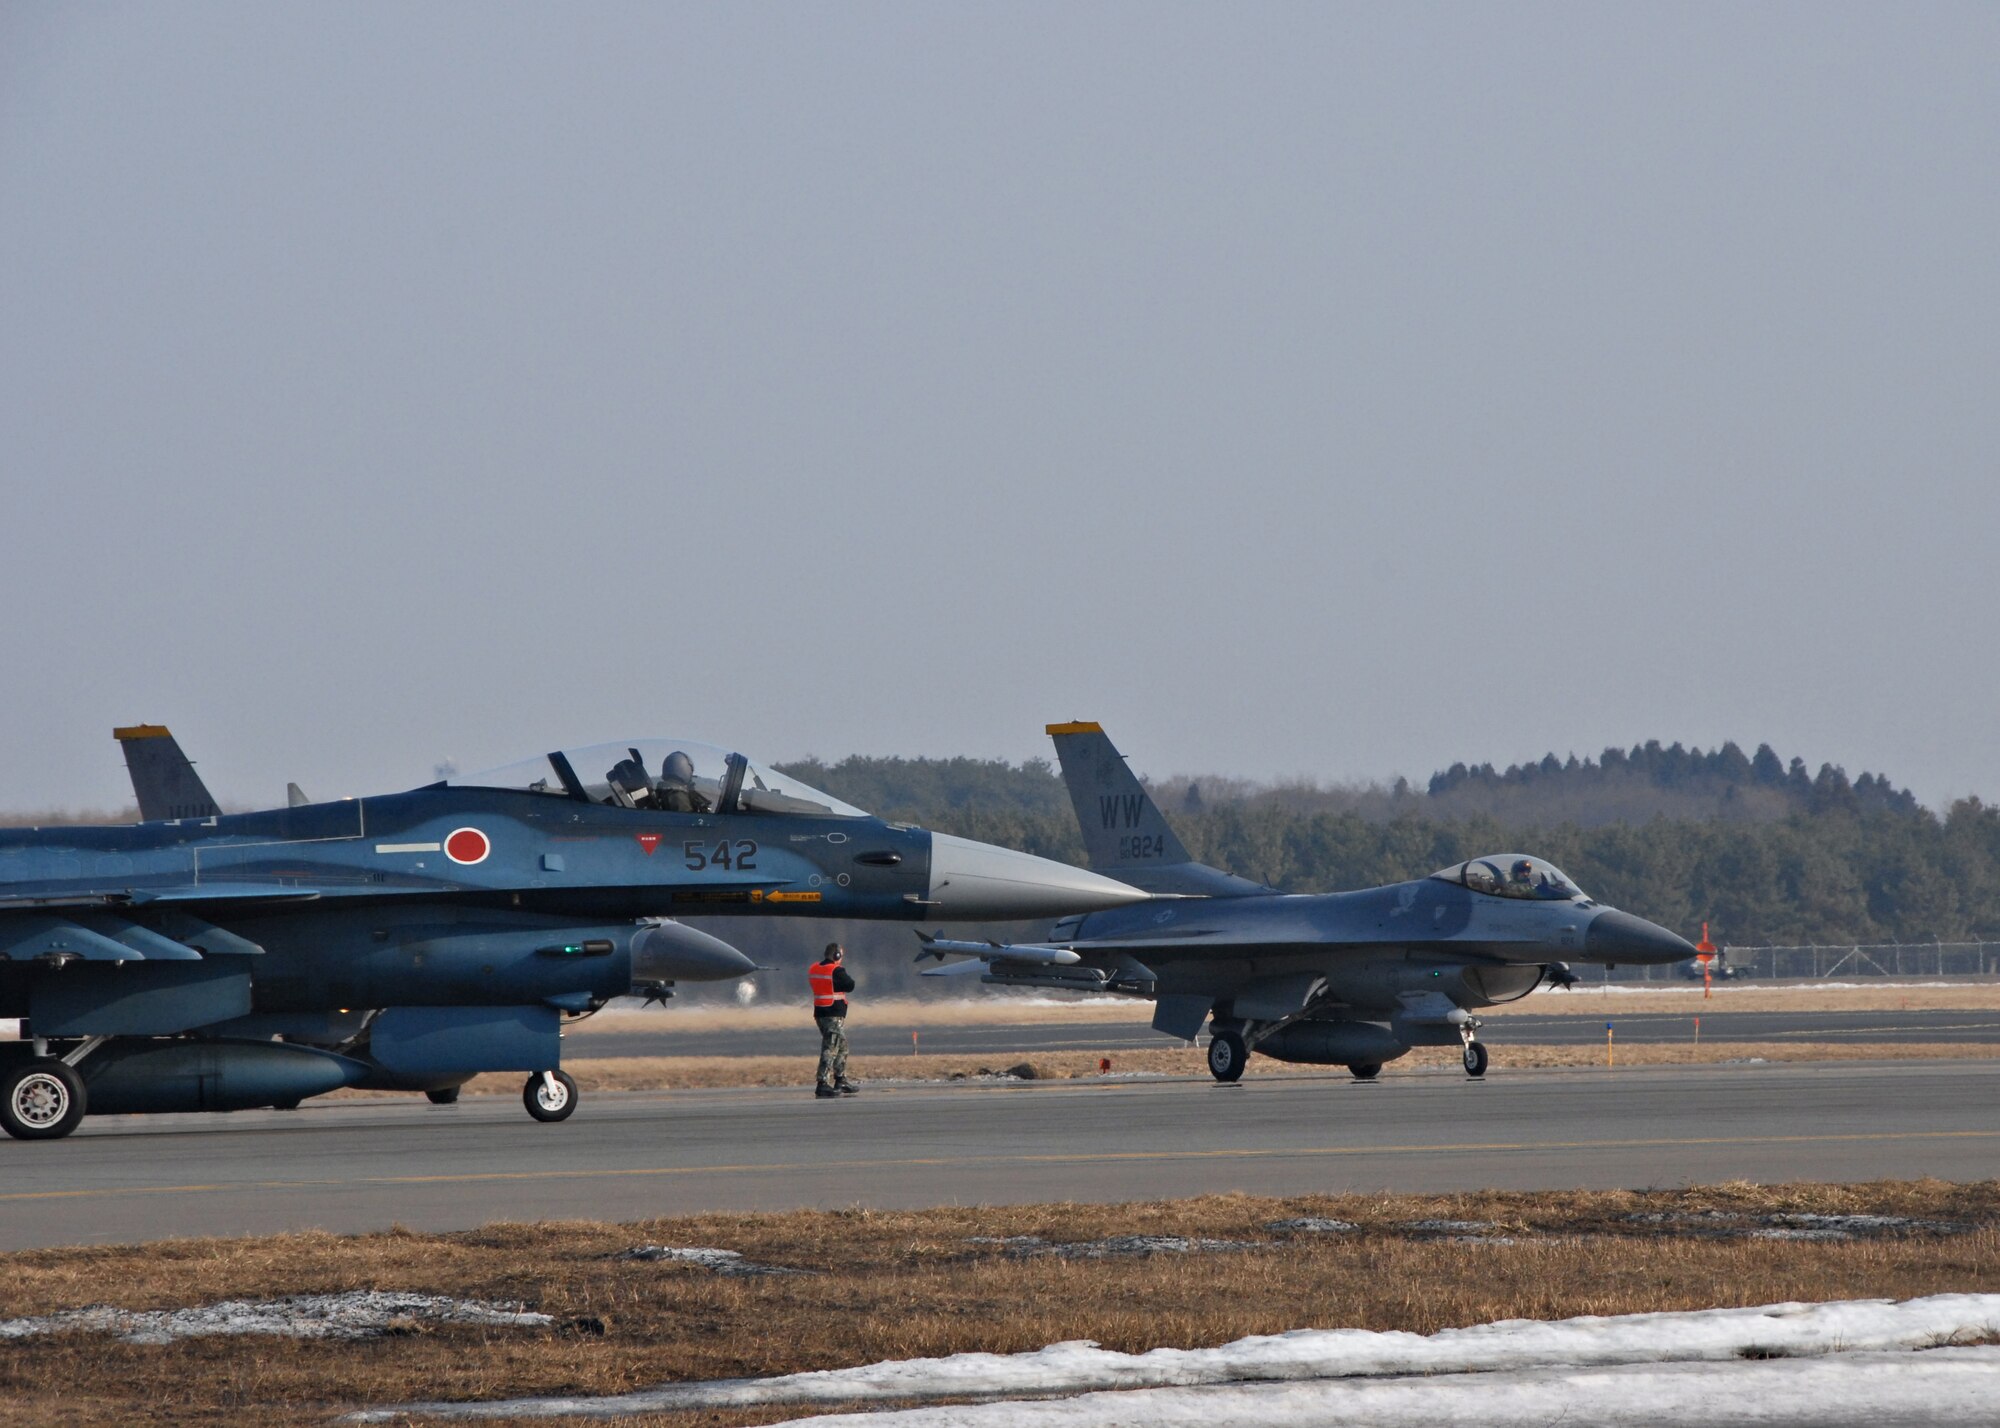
[578,981,2000,1037]
[0,1181,1996,1426]
[324,1039,2000,1100]
[1486,981,2000,1016]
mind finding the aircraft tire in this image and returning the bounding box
[426,1087,461,1106]
[1206,1029,1247,1083]
[1463,1041,1489,1078]
[1350,1063,1382,1081]
[1,1059,88,1141]
[523,1069,578,1123]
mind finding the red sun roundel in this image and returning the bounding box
[444,827,491,865]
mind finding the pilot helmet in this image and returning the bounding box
[662,750,695,783]
[1511,858,1535,880]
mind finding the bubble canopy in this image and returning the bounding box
[1431,854,1587,902]
[445,739,867,819]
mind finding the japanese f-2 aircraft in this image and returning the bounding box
[918,722,1694,1082]
[0,727,1144,1140]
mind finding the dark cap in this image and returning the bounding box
[824,942,844,960]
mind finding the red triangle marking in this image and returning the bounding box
[636,834,662,855]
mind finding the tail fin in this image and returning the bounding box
[1045,722,1271,897]
[113,724,220,822]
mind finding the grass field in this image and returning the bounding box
[1,1181,1995,1426]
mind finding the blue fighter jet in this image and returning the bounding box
[919,722,1695,1082]
[0,728,1145,1139]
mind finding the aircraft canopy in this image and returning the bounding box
[1430,853,1586,902]
[447,739,867,818]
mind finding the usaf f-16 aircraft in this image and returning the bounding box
[0,727,1144,1140]
[918,722,1695,1082]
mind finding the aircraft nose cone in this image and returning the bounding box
[926,832,1149,919]
[630,920,757,984]
[1585,909,1697,964]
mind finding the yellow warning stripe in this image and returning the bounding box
[1044,721,1103,735]
[112,724,172,741]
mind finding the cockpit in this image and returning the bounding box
[446,739,867,818]
[1431,854,1586,902]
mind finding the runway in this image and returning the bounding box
[2,1058,1996,1251]
[568,1007,2000,1059]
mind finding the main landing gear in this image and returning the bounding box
[523,1069,579,1122]
[1,1059,88,1141]
[1206,1027,1248,1083]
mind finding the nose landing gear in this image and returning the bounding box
[523,1068,579,1122]
[1460,1025,1489,1079]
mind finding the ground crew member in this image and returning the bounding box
[809,942,858,1099]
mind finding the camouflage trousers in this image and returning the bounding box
[815,1014,849,1090]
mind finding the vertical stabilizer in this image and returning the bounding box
[1045,722,1271,897]
[114,725,220,822]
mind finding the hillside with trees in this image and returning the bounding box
[780,744,2000,950]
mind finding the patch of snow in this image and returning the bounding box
[778,1348,2000,1426]
[1,1291,550,1345]
[347,1293,2000,1422]
[1264,1218,1357,1234]
[1399,1219,1506,1234]
[617,1246,804,1276]
[1003,1235,1251,1260]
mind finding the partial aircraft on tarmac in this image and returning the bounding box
[0,727,1145,1140]
[918,722,1695,1082]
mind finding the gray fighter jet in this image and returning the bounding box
[918,722,1695,1081]
[0,727,1144,1140]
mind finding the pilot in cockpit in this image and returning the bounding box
[655,750,713,814]
[1508,858,1541,898]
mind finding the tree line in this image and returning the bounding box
[781,748,2000,948]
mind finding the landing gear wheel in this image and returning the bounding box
[1,1059,87,1141]
[1206,1028,1248,1083]
[523,1069,578,1122]
[425,1087,461,1106]
[1462,1041,1489,1078]
[1350,1063,1382,1081]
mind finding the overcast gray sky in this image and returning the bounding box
[3,3,1996,814]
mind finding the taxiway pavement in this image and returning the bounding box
[2,1059,1995,1251]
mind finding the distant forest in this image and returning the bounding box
[779,743,2000,950]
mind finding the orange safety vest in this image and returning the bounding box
[809,960,841,1009]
